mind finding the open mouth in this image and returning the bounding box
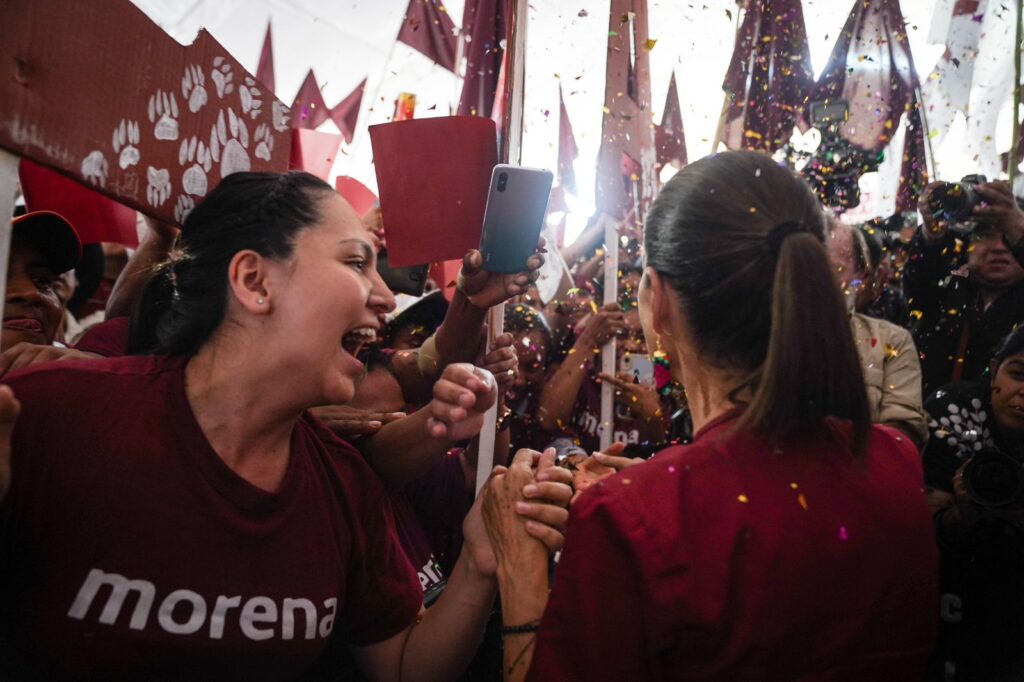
[341,327,377,358]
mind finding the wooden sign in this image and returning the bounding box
[0,0,291,225]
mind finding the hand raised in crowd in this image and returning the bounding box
[477,332,518,391]
[598,371,664,422]
[144,214,180,243]
[975,181,1024,246]
[918,181,949,244]
[457,238,546,309]
[576,302,626,348]
[425,362,498,440]
[0,343,101,377]
[0,385,20,505]
[361,207,385,251]
[309,404,405,438]
[480,447,573,575]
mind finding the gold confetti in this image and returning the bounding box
[797,493,808,510]
[737,494,749,503]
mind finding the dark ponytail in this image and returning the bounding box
[128,171,333,356]
[644,150,871,454]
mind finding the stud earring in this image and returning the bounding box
[257,298,265,305]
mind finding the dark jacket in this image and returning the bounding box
[905,233,1024,395]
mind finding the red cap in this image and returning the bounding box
[11,210,82,274]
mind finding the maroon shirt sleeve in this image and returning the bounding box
[528,484,651,681]
[72,316,129,357]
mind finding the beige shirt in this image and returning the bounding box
[851,313,928,447]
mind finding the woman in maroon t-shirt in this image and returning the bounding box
[0,171,572,679]
[484,151,939,680]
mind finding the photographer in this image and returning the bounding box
[906,179,1024,394]
[924,327,1024,680]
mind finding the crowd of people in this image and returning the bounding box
[1,149,1024,680]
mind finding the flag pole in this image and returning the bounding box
[1011,0,1023,188]
[476,0,528,495]
[0,149,20,352]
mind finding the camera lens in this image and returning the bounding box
[497,172,508,192]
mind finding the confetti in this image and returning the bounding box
[838,526,849,541]
[737,494,749,503]
[797,493,808,510]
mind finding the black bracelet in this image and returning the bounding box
[501,620,541,636]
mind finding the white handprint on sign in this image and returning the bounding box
[181,64,208,113]
[174,194,196,224]
[253,123,274,162]
[81,151,109,188]
[240,77,263,120]
[146,166,172,207]
[179,136,213,196]
[148,90,180,141]
[211,56,234,98]
[112,120,141,170]
[209,108,251,177]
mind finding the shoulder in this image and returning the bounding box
[3,354,180,400]
[73,316,130,357]
[297,412,385,493]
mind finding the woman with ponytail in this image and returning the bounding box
[0,171,573,679]
[483,151,939,680]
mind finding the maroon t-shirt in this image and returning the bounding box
[0,355,421,680]
[529,411,939,681]
[73,315,130,357]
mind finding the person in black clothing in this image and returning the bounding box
[923,327,1024,681]
[905,180,1024,395]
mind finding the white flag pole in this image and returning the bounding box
[0,150,19,353]
[599,215,619,452]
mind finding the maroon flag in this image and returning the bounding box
[716,0,814,152]
[811,0,920,153]
[288,129,343,181]
[557,85,579,195]
[290,70,330,130]
[896,90,928,213]
[655,72,687,168]
[256,21,275,95]
[329,78,366,144]
[457,0,508,117]
[397,0,458,72]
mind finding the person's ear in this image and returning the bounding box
[644,267,672,337]
[227,250,272,314]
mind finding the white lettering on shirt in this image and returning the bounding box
[67,567,337,641]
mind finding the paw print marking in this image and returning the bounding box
[148,90,180,141]
[146,166,172,207]
[81,151,109,187]
[272,101,291,132]
[174,194,196,224]
[240,77,263,120]
[209,108,251,177]
[111,120,141,170]
[211,56,234,98]
[179,136,212,196]
[181,64,208,113]
[253,123,274,161]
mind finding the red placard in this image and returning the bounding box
[369,117,497,267]
[19,159,139,247]
[289,129,343,181]
[0,0,291,226]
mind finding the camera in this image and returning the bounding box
[962,447,1024,508]
[496,172,508,192]
[929,174,988,228]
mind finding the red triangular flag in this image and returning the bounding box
[397,0,458,72]
[288,129,343,181]
[291,70,330,130]
[457,0,507,117]
[19,159,139,247]
[656,72,687,168]
[557,85,579,195]
[329,78,366,144]
[256,21,275,94]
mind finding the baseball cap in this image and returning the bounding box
[10,210,82,274]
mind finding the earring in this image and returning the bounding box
[652,336,672,395]
[256,298,265,305]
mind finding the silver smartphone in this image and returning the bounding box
[478,164,553,273]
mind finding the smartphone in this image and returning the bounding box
[619,354,655,387]
[377,248,429,296]
[478,164,554,273]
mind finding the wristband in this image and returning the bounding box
[501,620,541,636]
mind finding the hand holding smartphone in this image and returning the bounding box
[478,164,553,273]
